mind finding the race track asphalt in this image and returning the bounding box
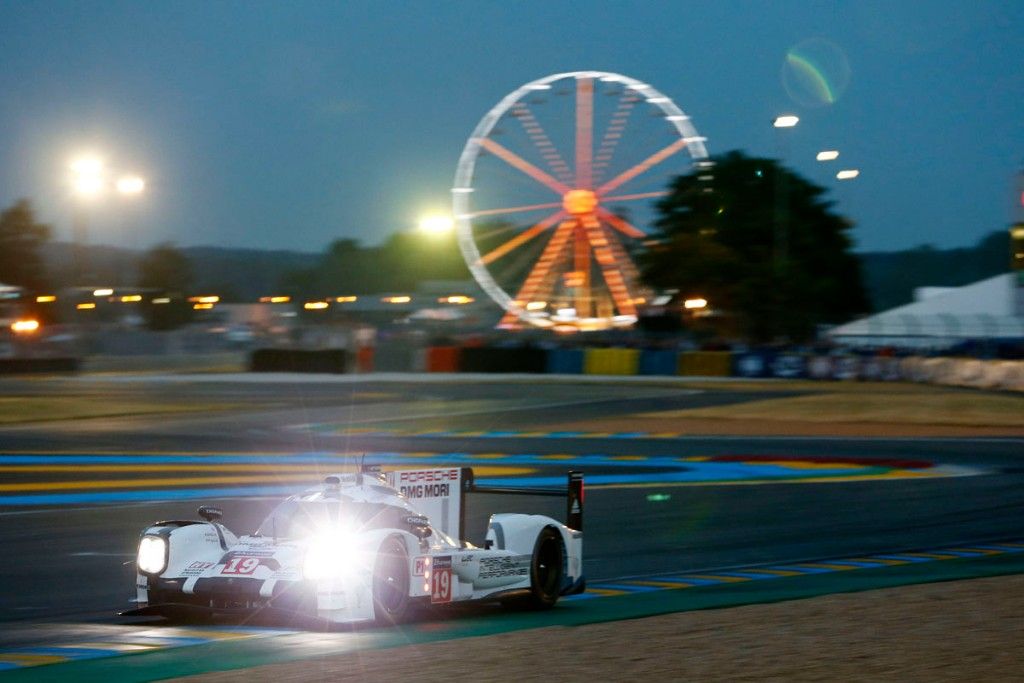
[0,373,1021,656]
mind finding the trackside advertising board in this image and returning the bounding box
[386,468,464,541]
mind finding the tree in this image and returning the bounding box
[138,242,194,293]
[639,151,868,342]
[137,243,194,330]
[0,199,51,291]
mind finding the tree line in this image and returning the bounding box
[0,150,1011,341]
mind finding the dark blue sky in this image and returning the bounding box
[0,1,1020,253]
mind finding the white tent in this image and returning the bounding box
[827,273,1024,349]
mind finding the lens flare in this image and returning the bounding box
[782,38,851,108]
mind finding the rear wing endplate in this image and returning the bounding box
[462,468,584,532]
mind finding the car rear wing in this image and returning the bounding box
[373,464,583,542]
[462,468,584,533]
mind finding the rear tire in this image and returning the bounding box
[372,537,411,624]
[527,527,564,609]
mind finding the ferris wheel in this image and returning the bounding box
[453,71,710,330]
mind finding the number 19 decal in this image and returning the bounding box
[431,556,452,604]
[221,557,260,575]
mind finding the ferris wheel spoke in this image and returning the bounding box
[470,201,563,219]
[596,137,689,195]
[580,213,637,317]
[601,190,669,203]
[597,208,646,239]
[592,89,640,184]
[478,210,566,266]
[511,103,574,183]
[501,219,577,320]
[575,77,594,189]
[478,138,572,195]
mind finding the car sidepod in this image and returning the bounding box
[484,513,584,600]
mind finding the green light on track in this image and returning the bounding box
[646,493,671,503]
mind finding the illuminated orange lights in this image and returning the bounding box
[596,137,689,195]
[479,211,565,266]
[335,296,357,303]
[575,77,594,189]
[440,295,474,305]
[563,189,598,216]
[76,302,96,310]
[303,301,329,310]
[381,296,411,304]
[260,296,292,303]
[11,319,39,334]
[188,296,220,304]
[193,303,214,310]
[120,295,142,303]
[35,295,56,303]
[478,138,572,195]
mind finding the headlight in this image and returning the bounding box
[137,535,168,574]
[303,528,358,581]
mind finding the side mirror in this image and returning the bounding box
[198,505,223,522]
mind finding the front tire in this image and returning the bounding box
[372,537,411,624]
[527,527,565,609]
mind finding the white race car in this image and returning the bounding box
[125,466,584,625]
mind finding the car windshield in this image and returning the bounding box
[256,497,413,539]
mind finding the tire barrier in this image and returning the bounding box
[0,357,80,374]
[425,346,460,373]
[458,347,547,374]
[584,348,640,375]
[249,349,347,373]
[333,344,1024,392]
[678,351,732,377]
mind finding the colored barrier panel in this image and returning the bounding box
[356,347,374,373]
[546,348,584,374]
[771,353,807,378]
[0,357,80,374]
[425,346,460,372]
[733,352,773,378]
[584,348,640,375]
[639,349,678,376]
[249,349,347,373]
[678,351,732,376]
[459,347,547,373]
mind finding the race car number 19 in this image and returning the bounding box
[221,557,259,575]
[431,556,452,604]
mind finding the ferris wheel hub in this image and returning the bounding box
[563,189,598,216]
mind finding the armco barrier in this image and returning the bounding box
[546,348,584,374]
[639,349,677,375]
[678,351,732,376]
[584,348,639,375]
[0,357,80,374]
[249,349,347,373]
[425,346,460,372]
[459,347,547,373]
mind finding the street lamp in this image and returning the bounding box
[418,214,454,235]
[115,175,145,285]
[772,116,798,273]
[69,156,108,282]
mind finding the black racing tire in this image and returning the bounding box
[372,537,411,624]
[527,526,565,609]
